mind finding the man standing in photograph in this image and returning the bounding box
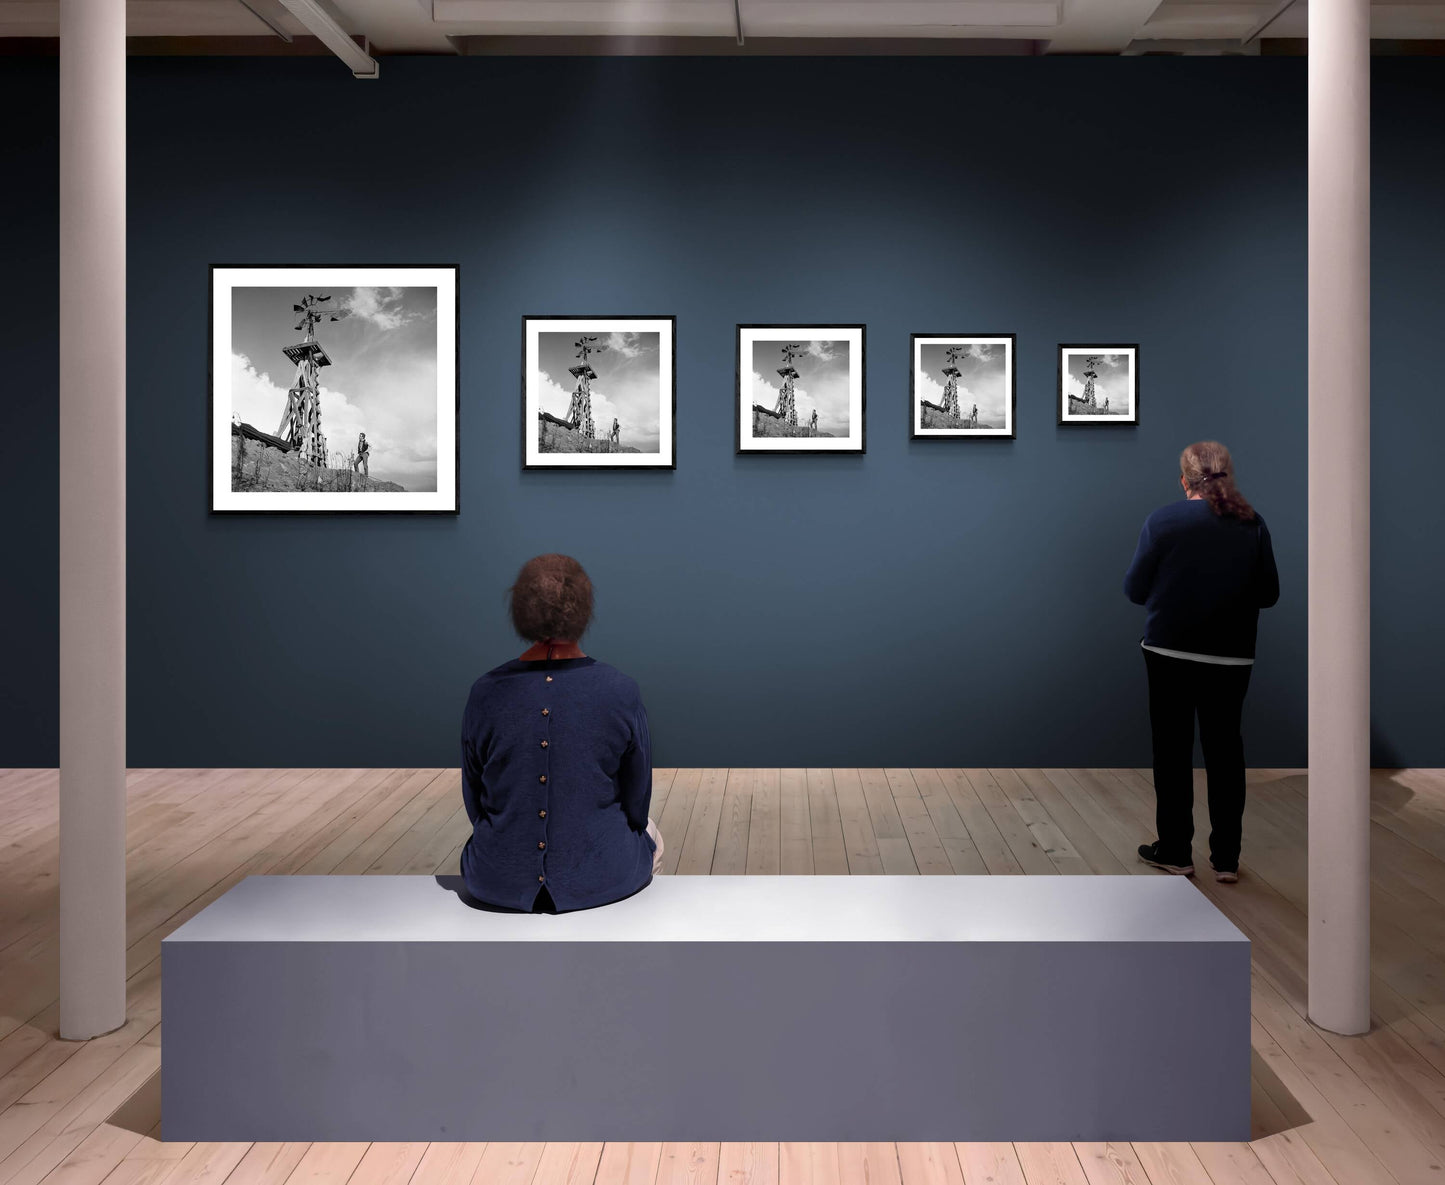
[354,431,370,478]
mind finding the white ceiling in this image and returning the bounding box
[2,0,1443,53]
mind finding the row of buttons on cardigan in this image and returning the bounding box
[538,684,552,883]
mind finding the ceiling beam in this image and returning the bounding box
[1241,0,1302,44]
[449,34,1043,54]
[1044,0,1167,51]
[275,0,377,75]
[236,0,294,41]
[431,1,1061,35]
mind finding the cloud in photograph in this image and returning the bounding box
[343,286,419,331]
[604,331,646,359]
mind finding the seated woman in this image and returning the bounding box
[460,554,663,913]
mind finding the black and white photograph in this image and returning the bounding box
[1058,344,1139,425]
[910,334,1016,439]
[210,265,459,512]
[736,325,866,453]
[522,316,676,469]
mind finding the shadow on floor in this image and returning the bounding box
[108,1068,160,1136]
[1251,1048,1313,1138]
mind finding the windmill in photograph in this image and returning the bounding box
[566,335,603,439]
[230,291,405,493]
[775,342,801,427]
[537,333,640,454]
[1066,353,1120,417]
[941,346,963,419]
[918,345,981,430]
[752,342,831,438]
[275,294,347,466]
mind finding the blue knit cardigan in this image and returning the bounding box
[460,656,655,912]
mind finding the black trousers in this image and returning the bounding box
[1143,649,1253,870]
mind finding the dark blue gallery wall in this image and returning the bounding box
[126,54,1310,770]
[1371,70,1445,768]
[2,56,1441,768]
[1,60,59,767]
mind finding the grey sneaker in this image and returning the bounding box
[1213,865,1239,884]
[1138,843,1195,877]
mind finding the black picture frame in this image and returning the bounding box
[520,315,678,471]
[908,332,1018,440]
[735,324,867,455]
[208,263,461,515]
[1057,343,1140,426]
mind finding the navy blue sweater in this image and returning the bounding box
[1124,499,1280,659]
[460,656,655,913]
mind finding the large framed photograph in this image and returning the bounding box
[910,333,1016,439]
[1058,344,1139,425]
[522,316,676,469]
[210,265,459,513]
[736,325,866,454]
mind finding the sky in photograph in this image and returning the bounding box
[916,341,1009,427]
[1065,351,1133,414]
[535,331,662,452]
[229,286,440,490]
[750,339,852,435]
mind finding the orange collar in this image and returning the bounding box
[519,639,587,662]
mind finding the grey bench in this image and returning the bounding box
[161,874,1249,1141]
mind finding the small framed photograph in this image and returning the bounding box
[211,264,459,514]
[910,334,1016,439]
[1058,344,1139,425]
[736,325,866,453]
[522,316,676,469]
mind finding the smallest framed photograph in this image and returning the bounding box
[1058,344,1139,425]
[522,315,676,469]
[910,333,1016,439]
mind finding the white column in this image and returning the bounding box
[59,0,127,1041]
[1308,0,1371,1036]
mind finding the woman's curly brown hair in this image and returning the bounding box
[1180,441,1256,521]
[509,554,594,643]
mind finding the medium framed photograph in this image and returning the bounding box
[736,325,866,453]
[522,316,676,469]
[210,265,459,513]
[910,333,1016,439]
[1058,344,1139,425]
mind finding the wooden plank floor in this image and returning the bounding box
[4,767,1445,1185]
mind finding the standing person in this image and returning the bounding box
[1124,442,1279,883]
[459,554,663,913]
[354,432,370,477]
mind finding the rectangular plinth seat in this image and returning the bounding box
[162,874,1249,1142]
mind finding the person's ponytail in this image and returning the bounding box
[1180,441,1256,521]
